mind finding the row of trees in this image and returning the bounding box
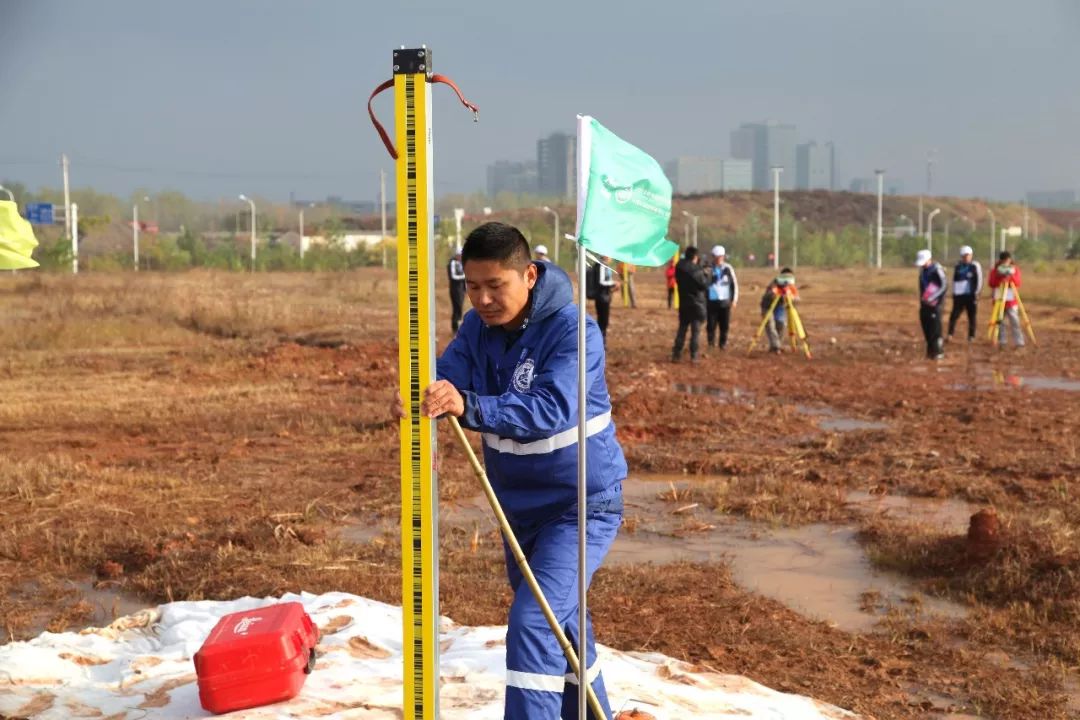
[8,180,1078,273]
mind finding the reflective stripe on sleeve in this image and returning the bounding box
[482,411,611,456]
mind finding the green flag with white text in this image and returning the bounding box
[0,201,39,270]
[575,116,677,267]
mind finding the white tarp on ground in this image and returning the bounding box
[0,591,857,719]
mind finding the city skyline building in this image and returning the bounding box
[730,121,797,190]
[486,159,538,197]
[796,141,835,190]
[1025,189,1077,209]
[537,131,576,199]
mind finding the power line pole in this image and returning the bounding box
[61,153,71,239]
[875,169,884,269]
[771,166,783,270]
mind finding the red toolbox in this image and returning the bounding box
[193,601,319,714]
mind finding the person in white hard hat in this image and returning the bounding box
[916,248,948,360]
[534,244,549,262]
[947,245,983,343]
[448,245,467,333]
[706,245,739,350]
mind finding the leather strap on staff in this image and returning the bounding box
[367,73,479,160]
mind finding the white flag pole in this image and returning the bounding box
[574,113,592,720]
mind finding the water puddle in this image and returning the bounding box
[952,367,1080,392]
[10,578,148,637]
[614,479,965,633]
[442,476,969,634]
[672,383,753,402]
[796,404,889,432]
[74,579,147,628]
[846,490,974,531]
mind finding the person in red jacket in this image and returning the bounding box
[988,251,1024,348]
[664,258,677,309]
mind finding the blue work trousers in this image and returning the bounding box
[502,496,622,720]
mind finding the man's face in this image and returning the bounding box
[464,259,537,327]
[962,253,972,262]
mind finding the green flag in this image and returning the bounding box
[0,201,40,270]
[575,116,677,267]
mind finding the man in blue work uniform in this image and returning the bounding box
[417,222,625,720]
[946,245,982,343]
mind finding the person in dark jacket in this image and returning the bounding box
[591,255,617,343]
[409,222,625,720]
[706,244,739,350]
[916,248,948,359]
[947,245,983,343]
[447,246,466,333]
[671,246,710,362]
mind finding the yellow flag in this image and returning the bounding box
[0,200,40,269]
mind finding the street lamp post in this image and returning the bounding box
[0,185,13,202]
[681,210,698,248]
[239,194,256,272]
[298,202,315,261]
[875,169,884,269]
[926,208,941,255]
[541,206,559,265]
[771,166,783,270]
[793,216,807,269]
[986,207,996,264]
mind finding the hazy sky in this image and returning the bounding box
[2,0,1078,204]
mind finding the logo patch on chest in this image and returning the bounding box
[511,358,535,393]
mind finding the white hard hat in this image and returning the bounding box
[915,249,932,266]
[535,245,548,256]
[712,245,726,257]
[454,245,463,254]
[959,245,973,257]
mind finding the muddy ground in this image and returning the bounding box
[1,266,1079,719]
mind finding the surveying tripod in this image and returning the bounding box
[986,279,1037,346]
[748,284,812,359]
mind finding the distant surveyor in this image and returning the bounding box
[664,258,677,309]
[447,245,466,333]
[988,250,1025,348]
[590,255,618,344]
[916,248,947,360]
[706,245,739,350]
[759,267,798,353]
[671,246,710,362]
[947,245,983,343]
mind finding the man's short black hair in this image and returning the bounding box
[684,246,698,261]
[462,222,532,269]
[999,250,1012,262]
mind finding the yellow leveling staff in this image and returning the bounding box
[986,280,1037,345]
[394,48,439,720]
